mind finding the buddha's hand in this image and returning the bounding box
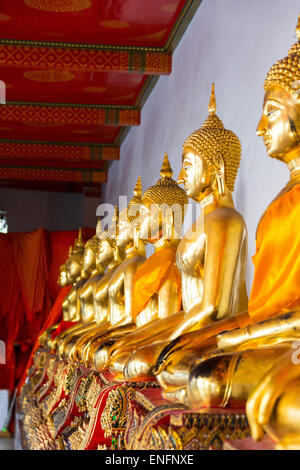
[154,327,217,375]
[107,338,127,360]
[68,344,77,364]
[246,349,300,441]
[153,334,194,375]
[169,305,217,340]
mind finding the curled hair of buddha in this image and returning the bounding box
[70,227,84,263]
[100,206,119,247]
[85,236,99,255]
[264,15,300,97]
[119,176,143,226]
[142,153,188,216]
[182,83,241,192]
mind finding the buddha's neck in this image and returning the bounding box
[124,240,146,259]
[153,237,179,252]
[90,267,100,276]
[288,155,300,181]
[197,188,234,213]
[107,259,119,272]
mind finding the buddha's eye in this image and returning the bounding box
[265,102,281,119]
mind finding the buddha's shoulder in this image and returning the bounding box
[206,206,246,230]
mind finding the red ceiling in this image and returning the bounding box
[0,0,201,193]
[1,67,147,105]
[0,0,187,48]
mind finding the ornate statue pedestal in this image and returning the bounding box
[123,388,257,450]
[20,349,276,450]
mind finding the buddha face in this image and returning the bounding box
[58,266,68,287]
[96,238,114,266]
[138,199,173,242]
[117,210,132,249]
[257,86,300,162]
[67,257,82,280]
[83,246,95,273]
[178,148,212,201]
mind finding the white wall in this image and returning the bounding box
[0,187,84,232]
[103,0,300,292]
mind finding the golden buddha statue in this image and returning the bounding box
[51,229,86,352]
[184,17,300,448]
[58,223,105,359]
[138,84,248,403]
[106,153,188,380]
[39,260,71,349]
[71,177,146,364]
[77,207,126,365]
[61,246,75,322]
[41,242,80,350]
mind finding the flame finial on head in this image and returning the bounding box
[96,218,103,238]
[133,176,142,198]
[160,153,173,179]
[208,82,217,114]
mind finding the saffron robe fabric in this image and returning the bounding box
[248,183,300,322]
[131,246,182,322]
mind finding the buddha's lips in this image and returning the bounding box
[263,136,272,149]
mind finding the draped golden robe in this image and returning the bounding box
[131,246,182,322]
[248,183,300,323]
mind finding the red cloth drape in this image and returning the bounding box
[0,227,94,392]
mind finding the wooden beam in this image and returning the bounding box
[0,165,107,183]
[0,102,140,126]
[0,141,120,161]
[0,42,172,75]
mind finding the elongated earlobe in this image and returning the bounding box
[213,153,226,197]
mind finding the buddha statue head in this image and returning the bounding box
[139,153,188,243]
[96,206,119,267]
[178,83,241,202]
[82,224,101,276]
[117,176,143,251]
[66,228,84,282]
[57,263,68,287]
[257,15,300,163]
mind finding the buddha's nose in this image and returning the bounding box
[256,115,266,136]
[177,168,185,184]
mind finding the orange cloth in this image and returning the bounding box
[131,246,182,322]
[17,284,72,392]
[248,184,300,322]
[0,227,94,392]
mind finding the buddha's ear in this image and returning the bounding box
[212,152,225,197]
[162,206,174,240]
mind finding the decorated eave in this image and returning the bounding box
[0,0,201,196]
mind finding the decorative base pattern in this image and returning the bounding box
[20,347,265,451]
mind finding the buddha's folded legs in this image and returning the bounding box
[187,343,290,410]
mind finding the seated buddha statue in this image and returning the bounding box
[135,84,248,403]
[61,246,75,321]
[185,17,300,440]
[39,259,71,348]
[71,177,146,364]
[58,223,105,359]
[51,230,87,351]
[104,153,188,379]
[76,207,126,364]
